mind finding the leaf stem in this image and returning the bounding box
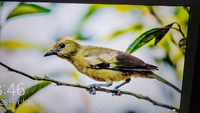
[172,22,186,39]
[163,23,186,39]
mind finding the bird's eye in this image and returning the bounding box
[59,43,65,48]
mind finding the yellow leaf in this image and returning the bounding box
[70,71,80,82]
[0,41,37,50]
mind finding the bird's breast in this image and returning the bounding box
[76,66,132,82]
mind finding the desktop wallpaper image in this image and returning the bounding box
[0,2,189,113]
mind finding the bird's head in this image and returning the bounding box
[44,39,81,60]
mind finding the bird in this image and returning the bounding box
[44,39,181,95]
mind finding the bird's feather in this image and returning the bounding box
[83,47,158,71]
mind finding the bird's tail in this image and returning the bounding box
[151,73,182,93]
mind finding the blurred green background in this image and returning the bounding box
[0,2,189,113]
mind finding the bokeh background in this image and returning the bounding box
[0,2,189,113]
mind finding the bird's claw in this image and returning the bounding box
[112,89,122,96]
[86,84,99,95]
[89,86,96,95]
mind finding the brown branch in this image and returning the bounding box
[0,62,180,112]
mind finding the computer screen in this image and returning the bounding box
[0,1,195,113]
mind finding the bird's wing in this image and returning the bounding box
[83,49,158,71]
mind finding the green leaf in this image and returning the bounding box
[7,3,50,20]
[104,24,143,40]
[70,71,80,82]
[82,4,104,21]
[75,4,105,39]
[126,22,175,54]
[15,81,51,109]
[154,23,174,45]
[1,2,4,7]
[178,38,186,53]
[5,110,14,113]
[0,40,38,50]
[0,99,7,110]
[0,100,14,113]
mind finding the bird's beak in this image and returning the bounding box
[44,50,57,57]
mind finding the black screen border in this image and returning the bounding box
[179,5,200,113]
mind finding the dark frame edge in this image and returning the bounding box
[3,0,195,6]
[180,5,200,113]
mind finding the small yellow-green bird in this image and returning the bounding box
[44,39,181,95]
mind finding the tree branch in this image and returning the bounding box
[0,62,180,112]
